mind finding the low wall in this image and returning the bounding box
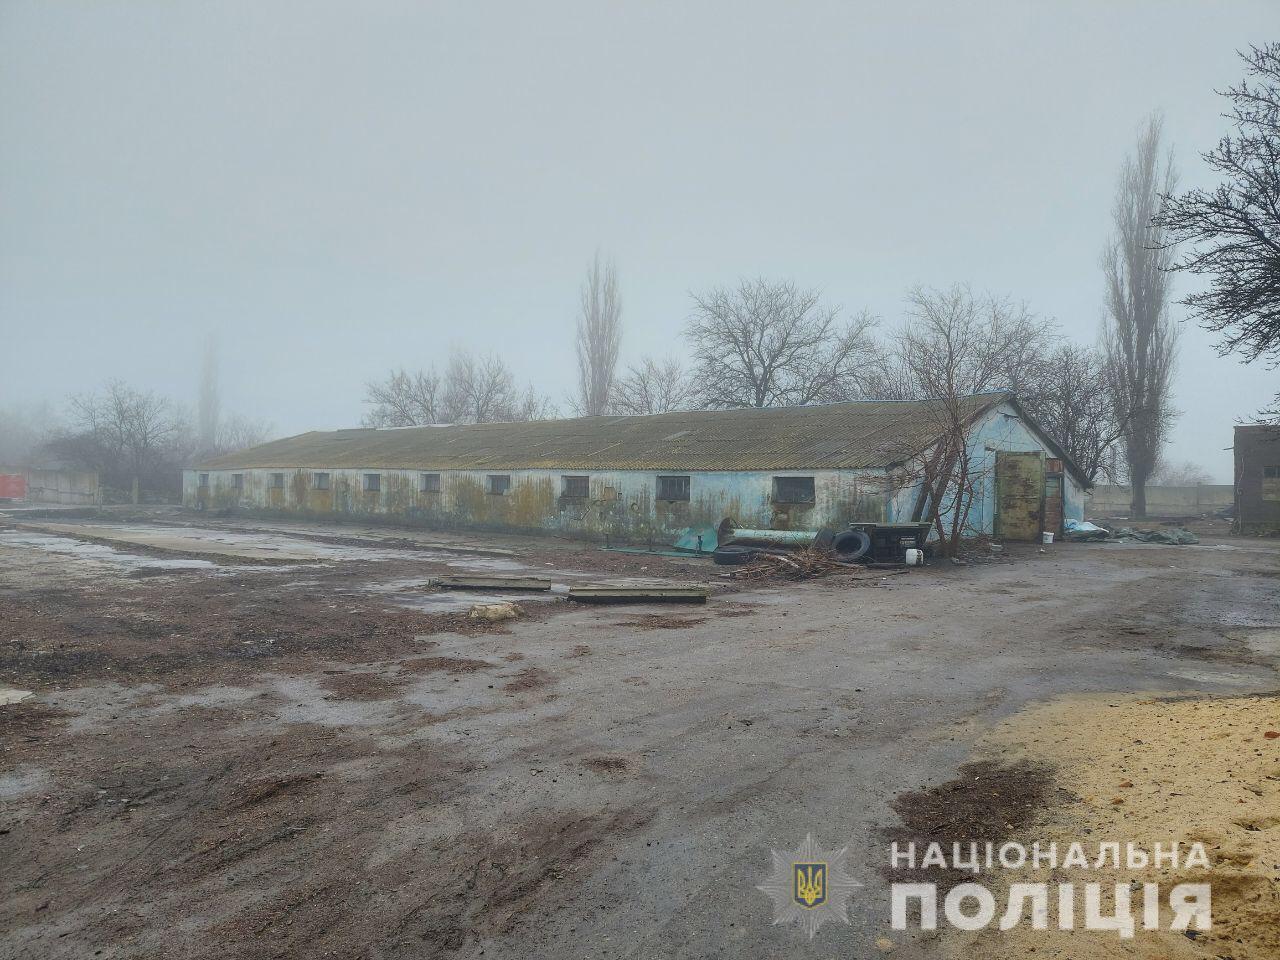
[0,466,101,505]
[1087,484,1233,517]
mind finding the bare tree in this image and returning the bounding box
[611,355,697,415]
[215,413,273,454]
[507,383,560,422]
[442,351,520,423]
[196,334,220,454]
[363,368,444,427]
[1102,114,1180,518]
[1019,344,1126,483]
[896,286,1055,399]
[51,380,184,501]
[574,254,623,416]
[1150,459,1213,486]
[363,351,555,426]
[685,278,876,408]
[877,286,1058,554]
[1155,44,1280,417]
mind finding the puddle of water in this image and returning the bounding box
[1228,628,1280,659]
[150,526,504,565]
[1167,667,1268,687]
[5,524,529,574]
[0,531,216,571]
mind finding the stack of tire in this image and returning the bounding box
[711,527,872,566]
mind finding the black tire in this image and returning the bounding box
[832,529,872,561]
[712,545,759,566]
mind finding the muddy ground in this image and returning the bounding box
[1,509,1277,959]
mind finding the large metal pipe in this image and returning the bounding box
[723,527,818,546]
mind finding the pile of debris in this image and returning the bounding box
[727,547,876,582]
[1063,519,1200,545]
[709,521,930,582]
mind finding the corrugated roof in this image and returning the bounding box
[198,394,1013,472]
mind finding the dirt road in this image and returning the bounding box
[1,513,1277,958]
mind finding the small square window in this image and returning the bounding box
[313,472,330,490]
[487,474,511,495]
[561,475,589,498]
[773,476,815,504]
[1265,465,1280,479]
[198,473,209,488]
[232,473,244,490]
[656,475,690,501]
[269,473,285,489]
[363,473,381,493]
[420,473,441,493]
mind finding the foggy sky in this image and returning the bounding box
[2,0,1277,481]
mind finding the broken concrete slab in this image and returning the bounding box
[566,584,709,604]
[435,575,552,591]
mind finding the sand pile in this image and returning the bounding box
[949,693,1280,960]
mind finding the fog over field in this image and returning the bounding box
[2,1,1277,480]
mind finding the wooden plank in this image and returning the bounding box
[567,585,708,604]
[435,575,552,591]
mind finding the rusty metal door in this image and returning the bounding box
[1043,473,1064,536]
[995,452,1045,541]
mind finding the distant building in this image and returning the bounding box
[186,392,1089,543]
[1234,424,1280,533]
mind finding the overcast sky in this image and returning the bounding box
[2,1,1277,481]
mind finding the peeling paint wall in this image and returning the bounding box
[182,401,1082,542]
[182,466,890,540]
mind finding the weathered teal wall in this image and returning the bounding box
[182,466,890,540]
[182,401,1083,542]
[884,401,1088,538]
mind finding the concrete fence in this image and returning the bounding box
[0,465,101,505]
[1087,484,1233,517]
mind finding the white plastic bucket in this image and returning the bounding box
[905,548,924,566]
[1042,532,1055,544]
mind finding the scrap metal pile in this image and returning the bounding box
[712,520,930,582]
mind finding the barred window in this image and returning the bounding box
[772,476,815,504]
[198,473,209,488]
[656,475,690,501]
[363,473,381,493]
[269,473,285,489]
[313,472,330,490]
[487,474,511,495]
[420,473,441,493]
[231,473,244,490]
[561,475,589,498]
